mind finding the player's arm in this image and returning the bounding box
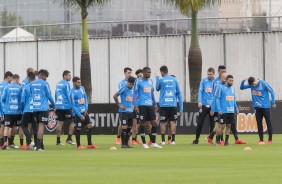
[240,79,251,90]
[215,87,222,115]
[264,81,276,108]
[70,90,83,118]
[2,87,7,104]
[113,87,126,110]
[155,77,161,91]
[198,79,204,108]
[20,89,26,111]
[151,87,157,111]
[133,80,139,107]
[46,83,55,107]
[175,80,183,113]
[82,87,88,114]
[234,92,239,115]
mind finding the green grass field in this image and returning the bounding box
[1,134,282,184]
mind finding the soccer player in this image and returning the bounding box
[2,74,22,149]
[192,67,215,144]
[156,66,183,145]
[0,71,13,147]
[134,67,161,148]
[30,69,55,151]
[55,70,75,146]
[131,69,143,145]
[21,72,37,150]
[22,68,35,87]
[240,77,276,144]
[71,77,98,150]
[113,76,136,148]
[116,67,132,145]
[216,75,239,146]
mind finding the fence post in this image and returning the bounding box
[146,36,149,66]
[223,33,227,66]
[262,32,266,80]
[108,37,111,103]
[183,35,187,102]
[3,42,6,72]
[72,39,75,76]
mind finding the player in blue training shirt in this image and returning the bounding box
[240,77,276,144]
[134,67,161,149]
[21,72,37,150]
[156,66,183,145]
[22,68,35,88]
[2,74,23,149]
[0,71,13,147]
[192,67,215,144]
[216,75,239,146]
[71,77,99,150]
[30,69,55,151]
[113,76,136,148]
[55,70,75,146]
[116,67,132,145]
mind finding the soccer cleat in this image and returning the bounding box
[151,143,162,148]
[126,145,134,148]
[56,143,65,146]
[215,141,221,146]
[171,141,176,145]
[220,141,225,146]
[29,142,35,150]
[131,140,142,145]
[205,137,214,145]
[36,148,44,152]
[87,144,99,149]
[121,145,127,148]
[160,141,166,145]
[192,139,199,144]
[66,140,76,145]
[116,138,121,145]
[224,142,229,146]
[147,140,152,145]
[167,140,172,144]
[77,145,85,150]
[20,145,25,150]
[257,141,265,145]
[142,144,149,149]
[235,139,246,144]
[267,140,272,144]
[9,144,19,149]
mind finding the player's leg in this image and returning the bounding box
[170,121,176,144]
[85,114,99,149]
[255,108,264,143]
[159,107,167,145]
[22,113,33,149]
[120,113,128,148]
[232,118,246,144]
[0,121,4,147]
[131,118,138,144]
[193,106,209,144]
[126,114,133,148]
[262,108,272,144]
[224,123,230,146]
[3,116,12,149]
[56,120,64,145]
[18,125,25,149]
[167,125,172,144]
[149,106,161,148]
[169,107,177,145]
[36,111,49,151]
[146,123,152,144]
[66,121,75,144]
[116,120,122,145]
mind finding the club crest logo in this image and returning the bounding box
[45,110,58,132]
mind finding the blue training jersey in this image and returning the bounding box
[212,77,221,95]
[70,86,88,118]
[117,86,133,113]
[30,79,55,112]
[133,78,156,107]
[198,77,215,106]
[2,83,22,115]
[118,79,127,89]
[211,81,225,112]
[22,77,29,88]
[240,80,275,108]
[55,79,71,110]
[156,75,183,112]
[21,84,33,113]
[216,84,238,114]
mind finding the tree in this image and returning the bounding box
[60,0,109,102]
[1,8,24,35]
[161,0,217,102]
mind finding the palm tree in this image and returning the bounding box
[60,0,109,102]
[161,0,217,102]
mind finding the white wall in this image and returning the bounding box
[2,33,282,103]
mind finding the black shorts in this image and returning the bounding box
[159,107,178,122]
[139,106,156,122]
[33,111,49,124]
[22,112,36,127]
[219,113,235,124]
[74,113,91,128]
[119,112,133,126]
[133,110,140,120]
[213,112,219,122]
[56,109,72,121]
[4,114,22,128]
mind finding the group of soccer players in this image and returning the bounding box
[114,66,183,148]
[193,65,276,146]
[0,68,98,151]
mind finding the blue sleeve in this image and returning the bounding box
[234,91,239,112]
[175,80,183,112]
[46,83,55,107]
[118,86,125,95]
[133,80,139,107]
[240,80,251,90]
[2,87,7,104]
[216,87,222,113]
[83,87,88,110]
[70,90,82,118]
[264,81,275,105]
[21,88,26,111]
[198,79,204,103]
[211,97,216,112]
[156,77,161,91]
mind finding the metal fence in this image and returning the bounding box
[0,16,282,40]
